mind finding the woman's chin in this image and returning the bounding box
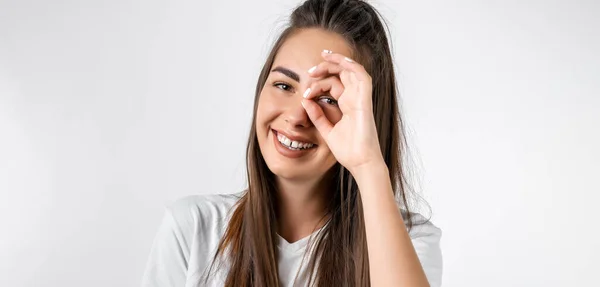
[269,167,310,181]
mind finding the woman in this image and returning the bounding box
[142,0,442,286]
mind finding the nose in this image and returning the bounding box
[285,94,312,128]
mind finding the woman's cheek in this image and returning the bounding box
[259,92,284,120]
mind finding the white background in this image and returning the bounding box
[1,0,598,286]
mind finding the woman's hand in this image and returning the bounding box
[301,50,385,175]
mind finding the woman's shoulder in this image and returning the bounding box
[403,211,442,239]
[165,191,245,229]
[396,200,441,239]
[143,192,245,286]
[168,191,245,213]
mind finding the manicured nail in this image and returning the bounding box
[323,49,333,54]
[344,57,354,63]
[303,88,311,98]
[308,66,317,73]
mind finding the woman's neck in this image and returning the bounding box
[274,174,332,243]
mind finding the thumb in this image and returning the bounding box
[301,98,333,138]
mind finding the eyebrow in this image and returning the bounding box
[271,66,300,83]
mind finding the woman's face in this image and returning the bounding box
[256,28,353,181]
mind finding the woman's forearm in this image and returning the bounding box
[352,162,430,287]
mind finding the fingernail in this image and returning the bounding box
[323,49,333,54]
[303,88,311,98]
[344,57,354,63]
[308,66,317,73]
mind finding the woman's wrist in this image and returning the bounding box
[350,160,390,189]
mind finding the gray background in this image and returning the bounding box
[1,0,598,286]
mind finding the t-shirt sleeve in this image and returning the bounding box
[141,205,192,287]
[409,218,443,287]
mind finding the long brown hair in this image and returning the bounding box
[204,0,427,286]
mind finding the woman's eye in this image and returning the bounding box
[319,96,338,106]
[274,82,292,91]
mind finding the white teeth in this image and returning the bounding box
[276,132,314,150]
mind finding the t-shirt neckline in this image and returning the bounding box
[276,224,327,253]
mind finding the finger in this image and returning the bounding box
[321,50,371,82]
[307,61,344,78]
[301,98,333,138]
[302,76,344,101]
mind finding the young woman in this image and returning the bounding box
[142,0,442,286]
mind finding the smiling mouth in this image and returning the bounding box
[272,129,317,151]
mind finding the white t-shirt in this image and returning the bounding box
[141,192,443,287]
